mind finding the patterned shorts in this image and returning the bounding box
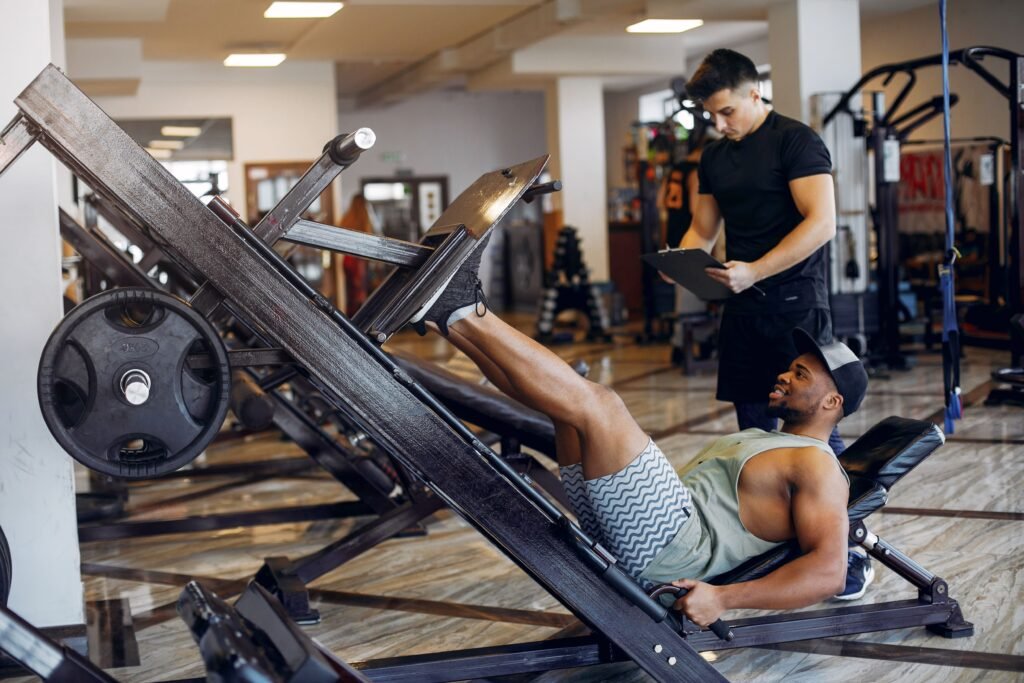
[559,439,693,581]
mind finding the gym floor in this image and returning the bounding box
[12,316,1023,682]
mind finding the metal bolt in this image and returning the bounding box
[653,644,663,653]
[375,332,387,343]
[120,369,151,406]
[855,528,865,539]
[668,656,677,666]
[937,584,946,594]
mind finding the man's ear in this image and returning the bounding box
[824,392,844,415]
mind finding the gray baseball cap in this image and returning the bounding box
[792,328,868,416]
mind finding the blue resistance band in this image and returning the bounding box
[939,0,962,433]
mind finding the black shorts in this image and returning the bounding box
[716,307,833,403]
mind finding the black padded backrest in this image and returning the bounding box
[707,416,942,586]
[390,350,557,456]
[838,416,943,490]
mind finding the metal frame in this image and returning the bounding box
[825,46,1024,371]
[4,65,727,681]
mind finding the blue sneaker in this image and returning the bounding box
[834,550,874,600]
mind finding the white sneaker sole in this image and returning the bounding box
[833,564,875,601]
[409,268,458,323]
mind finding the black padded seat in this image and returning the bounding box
[390,350,557,456]
[709,416,943,586]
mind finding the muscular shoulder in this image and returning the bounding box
[785,446,848,493]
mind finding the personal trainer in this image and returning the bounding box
[407,246,869,627]
[680,48,873,600]
[681,49,842,444]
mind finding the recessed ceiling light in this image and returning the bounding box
[148,140,185,150]
[161,125,202,137]
[264,2,343,18]
[145,147,173,159]
[626,19,704,34]
[224,53,287,67]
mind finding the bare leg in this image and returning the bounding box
[447,312,648,479]
[449,325,583,467]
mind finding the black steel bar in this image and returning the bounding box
[187,347,294,370]
[0,605,115,682]
[0,115,37,176]
[358,598,965,682]
[285,219,433,267]
[357,636,608,682]
[13,67,722,681]
[78,501,372,542]
[522,179,562,204]
[856,526,937,593]
[686,600,959,651]
[1009,56,1023,366]
[58,208,151,288]
[870,95,907,370]
[189,129,375,315]
[292,495,444,584]
[150,457,312,480]
[823,46,1021,127]
[263,385,399,513]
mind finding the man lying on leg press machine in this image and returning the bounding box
[407,239,868,628]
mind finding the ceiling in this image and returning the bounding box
[116,117,234,160]
[63,0,938,105]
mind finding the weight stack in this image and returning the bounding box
[0,525,11,606]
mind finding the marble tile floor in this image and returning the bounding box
[6,321,1022,682]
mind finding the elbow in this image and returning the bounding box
[821,218,836,243]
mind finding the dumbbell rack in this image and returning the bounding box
[535,226,612,343]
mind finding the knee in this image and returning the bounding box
[576,382,631,430]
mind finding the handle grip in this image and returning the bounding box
[648,585,734,642]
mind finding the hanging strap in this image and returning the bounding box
[939,0,962,433]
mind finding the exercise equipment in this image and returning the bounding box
[822,46,1024,400]
[37,288,231,479]
[535,225,613,343]
[0,526,10,608]
[0,64,973,682]
[0,604,114,682]
[179,580,369,683]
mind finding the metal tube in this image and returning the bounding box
[284,219,433,267]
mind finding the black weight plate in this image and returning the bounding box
[38,288,230,479]
[0,525,11,607]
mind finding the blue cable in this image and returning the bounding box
[939,0,962,433]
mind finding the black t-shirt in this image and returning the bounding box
[698,111,832,313]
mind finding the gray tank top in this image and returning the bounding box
[640,429,848,584]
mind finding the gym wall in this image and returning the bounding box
[339,88,547,208]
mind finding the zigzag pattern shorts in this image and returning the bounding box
[560,439,692,583]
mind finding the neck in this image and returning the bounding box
[779,420,834,444]
[745,104,770,137]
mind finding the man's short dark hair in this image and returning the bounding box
[687,49,759,102]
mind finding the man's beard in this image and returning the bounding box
[765,402,813,424]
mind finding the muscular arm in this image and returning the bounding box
[679,191,722,252]
[704,173,837,293]
[750,173,837,280]
[674,448,849,623]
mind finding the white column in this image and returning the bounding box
[546,76,609,281]
[768,0,861,123]
[0,0,85,627]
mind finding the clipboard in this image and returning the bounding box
[642,248,765,301]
